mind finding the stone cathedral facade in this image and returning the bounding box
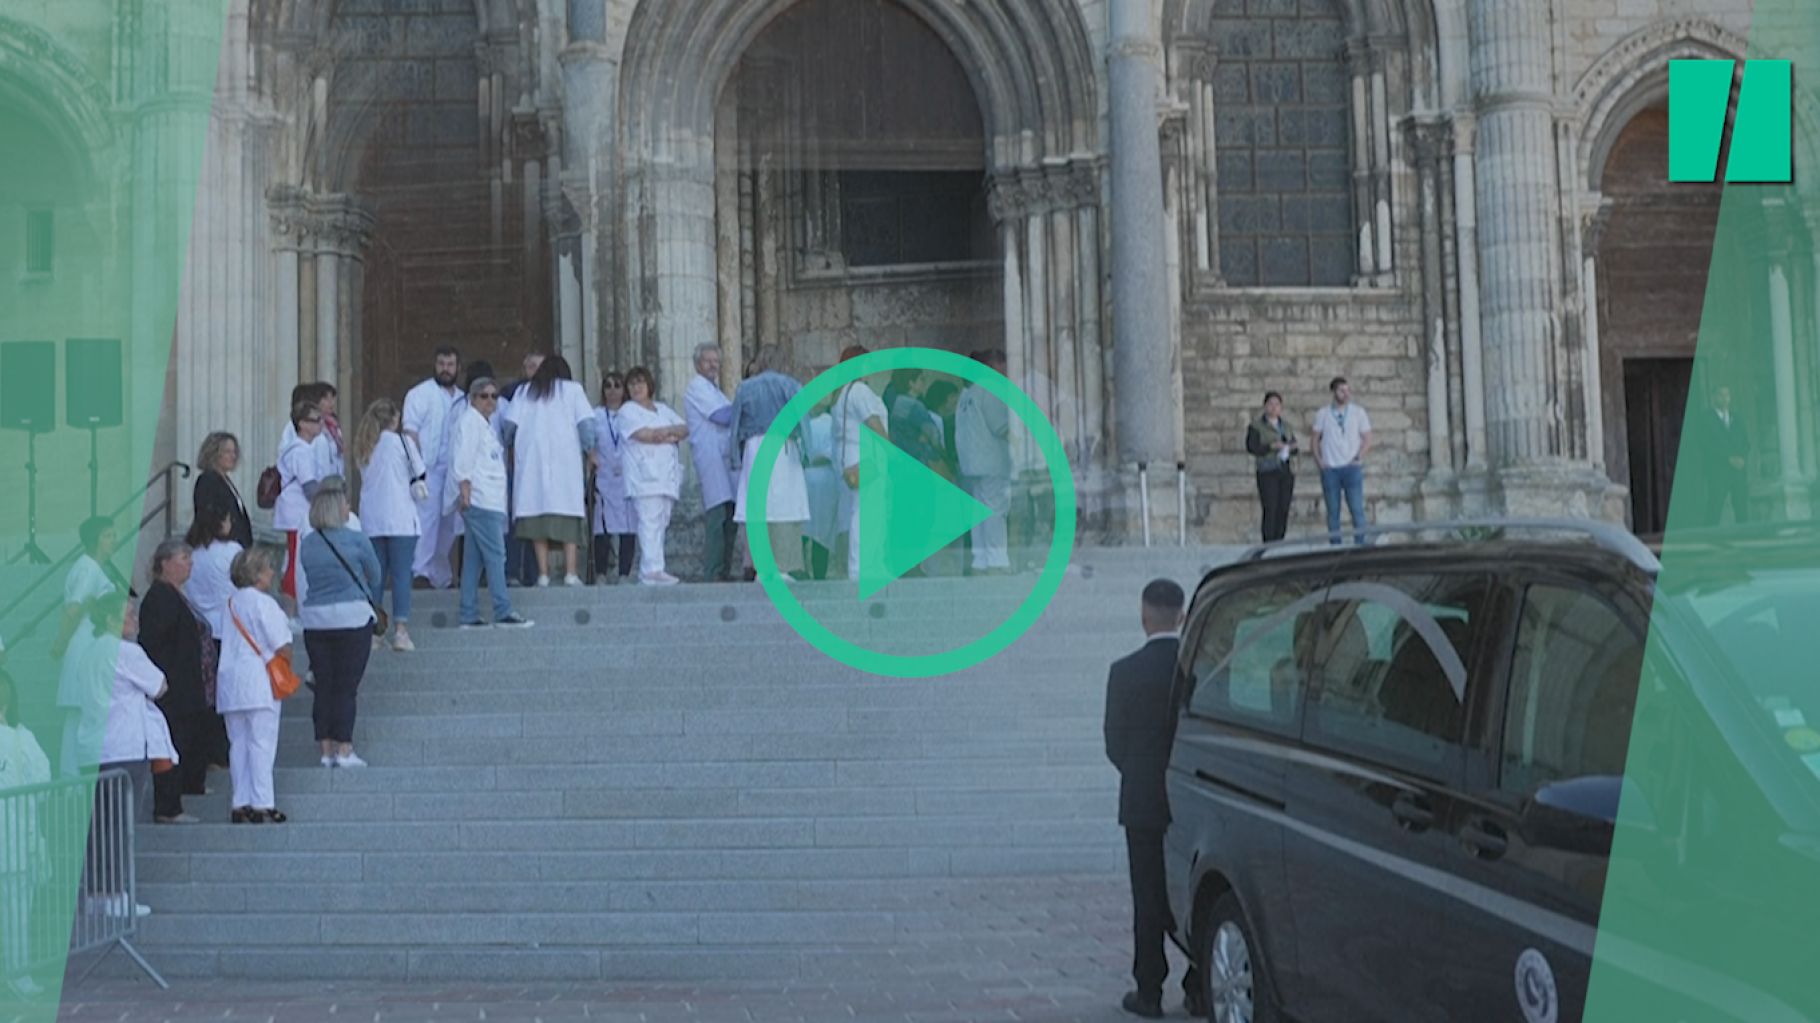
[7,0,1814,549]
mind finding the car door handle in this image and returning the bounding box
[1391,794,1434,832]
[1461,819,1509,861]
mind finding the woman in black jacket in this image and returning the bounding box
[193,432,254,548]
[137,538,214,824]
[1245,391,1298,543]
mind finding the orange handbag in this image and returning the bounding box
[228,598,302,701]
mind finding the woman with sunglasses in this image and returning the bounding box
[274,400,325,608]
[591,372,639,583]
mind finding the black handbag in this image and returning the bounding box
[322,533,389,637]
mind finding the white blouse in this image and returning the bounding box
[216,587,291,715]
[359,431,422,538]
[187,541,243,641]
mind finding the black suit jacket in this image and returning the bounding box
[1104,635,1182,831]
[1704,409,1750,466]
[194,470,253,548]
[139,581,207,716]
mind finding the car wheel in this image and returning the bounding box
[1196,892,1278,1023]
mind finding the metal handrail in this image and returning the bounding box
[1237,517,1662,575]
[0,461,191,640]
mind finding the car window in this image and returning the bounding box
[1305,574,1488,773]
[1188,581,1322,734]
[1500,585,1642,797]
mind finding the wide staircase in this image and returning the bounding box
[125,546,1240,981]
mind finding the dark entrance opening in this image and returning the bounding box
[1624,356,1693,534]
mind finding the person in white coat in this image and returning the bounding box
[274,399,325,607]
[685,344,738,581]
[0,671,51,993]
[51,517,125,776]
[451,379,535,629]
[591,372,639,583]
[830,346,888,581]
[955,348,1014,574]
[352,398,422,651]
[402,347,465,589]
[75,595,178,816]
[727,345,810,581]
[618,367,690,585]
[216,546,292,824]
[800,403,847,580]
[503,354,596,586]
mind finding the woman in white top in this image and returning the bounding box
[52,517,124,777]
[275,400,326,606]
[800,405,846,580]
[352,399,422,651]
[591,372,639,583]
[182,507,239,771]
[616,366,690,585]
[216,546,292,824]
[830,345,889,581]
[74,594,177,805]
[504,355,597,587]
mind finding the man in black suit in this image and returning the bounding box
[1105,579,1201,1018]
[1698,385,1751,526]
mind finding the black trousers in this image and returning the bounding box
[152,707,211,818]
[1256,470,1295,542]
[1704,467,1750,526]
[702,502,737,580]
[305,627,373,745]
[594,533,638,578]
[1126,827,1198,1000]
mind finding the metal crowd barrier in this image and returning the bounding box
[2,766,167,992]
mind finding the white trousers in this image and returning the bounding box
[225,707,281,811]
[411,464,455,588]
[634,496,674,577]
[966,475,1011,570]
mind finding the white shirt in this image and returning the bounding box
[279,422,347,481]
[403,378,465,470]
[56,555,118,708]
[451,405,509,514]
[359,431,422,538]
[187,540,243,640]
[618,401,687,501]
[216,587,290,715]
[1313,402,1372,468]
[685,374,736,509]
[273,433,319,531]
[79,636,176,768]
[833,380,888,472]
[955,383,1012,479]
[504,379,595,520]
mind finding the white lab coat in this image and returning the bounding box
[505,379,594,521]
[55,555,116,710]
[359,431,423,538]
[685,374,736,510]
[187,541,243,641]
[402,379,464,470]
[618,401,687,501]
[956,383,1013,480]
[78,636,177,769]
[216,588,290,716]
[403,379,466,587]
[592,406,637,536]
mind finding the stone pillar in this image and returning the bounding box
[316,249,340,386]
[548,191,584,371]
[1108,0,1179,467]
[269,186,306,391]
[1409,118,1453,484]
[310,196,376,402]
[714,87,745,391]
[1767,253,1809,518]
[1580,200,1612,473]
[1452,115,1489,473]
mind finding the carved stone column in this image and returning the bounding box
[1407,118,1454,485]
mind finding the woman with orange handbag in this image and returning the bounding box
[216,546,293,824]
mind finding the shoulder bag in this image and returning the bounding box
[228,596,301,701]
[321,533,388,636]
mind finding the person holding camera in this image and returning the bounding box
[1246,391,1299,543]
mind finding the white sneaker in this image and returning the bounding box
[536,575,551,588]
[320,755,336,768]
[642,572,680,587]
[335,751,368,768]
[563,574,583,587]
[372,634,384,652]
[390,628,415,652]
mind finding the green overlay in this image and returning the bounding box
[1591,3,1820,1018]
[0,1,225,1015]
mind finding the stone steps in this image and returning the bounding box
[118,546,1235,981]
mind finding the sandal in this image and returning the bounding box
[230,807,265,824]
[262,809,288,824]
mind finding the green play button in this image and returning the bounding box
[746,346,1076,678]
[856,428,996,599]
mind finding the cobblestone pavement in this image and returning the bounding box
[46,877,1203,1023]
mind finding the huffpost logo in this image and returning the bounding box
[1669,59,1794,183]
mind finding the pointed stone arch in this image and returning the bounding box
[0,14,116,186]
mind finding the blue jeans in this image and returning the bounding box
[370,535,417,623]
[460,506,513,623]
[1321,463,1367,545]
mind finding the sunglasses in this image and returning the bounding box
[476,392,500,400]
[303,417,323,425]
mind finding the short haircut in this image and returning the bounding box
[624,366,656,395]
[469,377,498,402]
[694,343,721,365]
[923,380,960,411]
[88,592,129,634]
[291,399,320,428]
[838,345,869,364]
[230,544,284,589]
[78,516,112,554]
[434,345,461,362]
[1141,579,1186,616]
[307,485,350,532]
[197,431,239,473]
[1329,376,1348,393]
[1263,390,1283,406]
[151,538,191,579]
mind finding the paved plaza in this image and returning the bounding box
[51,877,1199,1023]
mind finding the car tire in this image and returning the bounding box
[1196,892,1279,1023]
